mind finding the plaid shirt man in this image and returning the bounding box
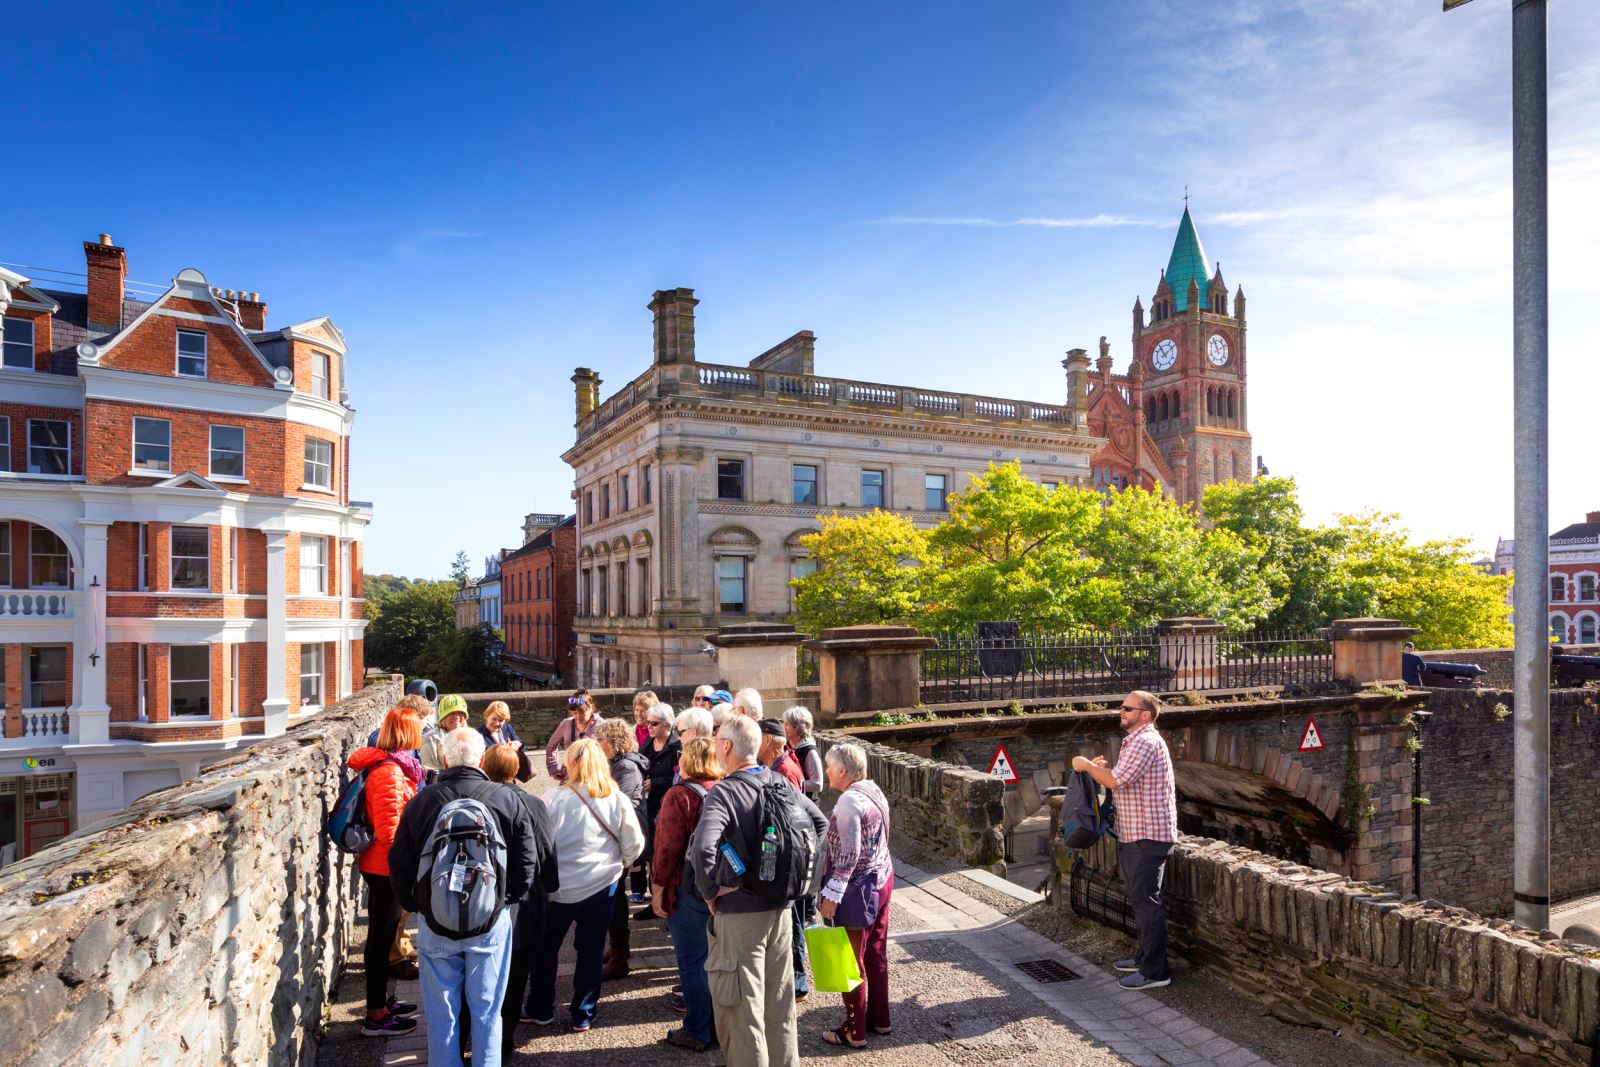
[1111,722,1177,843]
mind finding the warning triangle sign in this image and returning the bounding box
[1299,718,1325,752]
[988,744,1020,784]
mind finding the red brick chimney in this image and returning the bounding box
[236,291,267,331]
[84,234,126,330]
[1587,511,1600,524]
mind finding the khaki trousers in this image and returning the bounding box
[706,905,798,1067]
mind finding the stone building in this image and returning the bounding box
[1084,207,1253,503]
[501,513,577,687]
[0,236,369,863]
[562,287,1107,687]
[1496,510,1600,643]
[453,580,481,630]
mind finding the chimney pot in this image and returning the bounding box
[98,233,113,246]
[249,292,259,302]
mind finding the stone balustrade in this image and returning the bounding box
[0,591,74,618]
[0,677,401,1067]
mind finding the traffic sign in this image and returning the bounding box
[988,744,1019,784]
[1299,719,1325,752]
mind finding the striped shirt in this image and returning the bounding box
[1112,723,1178,843]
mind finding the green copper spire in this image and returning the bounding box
[1164,207,1211,312]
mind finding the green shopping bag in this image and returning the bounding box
[804,924,862,994]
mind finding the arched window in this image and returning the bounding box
[1145,396,1156,422]
[1583,616,1597,644]
[1158,395,1169,422]
[1206,387,1215,416]
[1227,390,1237,420]
[1552,614,1569,641]
[1171,392,1181,418]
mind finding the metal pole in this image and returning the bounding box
[1510,0,1550,932]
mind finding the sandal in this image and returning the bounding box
[822,1027,867,1050]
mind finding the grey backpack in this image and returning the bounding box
[418,796,508,939]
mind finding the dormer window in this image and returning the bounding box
[176,329,208,377]
[311,353,331,400]
[3,318,34,370]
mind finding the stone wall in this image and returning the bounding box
[1419,687,1600,915]
[1062,834,1600,1066]
[814,730,1005,871]
[464,684,821,747]
[0,678,402,1067]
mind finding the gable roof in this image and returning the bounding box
[1164,207,1212,312]
[153,471,227,492]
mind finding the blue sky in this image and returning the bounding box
[7,1,1600,577]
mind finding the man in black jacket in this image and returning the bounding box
[691,714,827,1067]
[389,728,538,1067]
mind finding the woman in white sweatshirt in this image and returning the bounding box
[524,739,645,1033]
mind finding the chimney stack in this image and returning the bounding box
[236,291,267,331]
[572,367,602,425]
[1062,348,1091,431]
[649,288,698,365]
[84,234,127,331]
[1586,511,1600,525]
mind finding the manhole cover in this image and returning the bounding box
[1015,958,1080,983]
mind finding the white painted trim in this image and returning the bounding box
[130,411,173,476]
[0,472,84,484]
[173,326,208,379]
[87,272,289,387]
[210,475,248,486]
[124,470,169,479]
[158,309,236,326]
[81,365,287,420]
[207,422,247,482]
[2,316,36,371]
[0,368,82,409]
[24,416,72,478]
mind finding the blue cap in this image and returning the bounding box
[711,689,733,705]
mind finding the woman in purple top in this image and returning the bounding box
[545,690,604,780]
[816,742,894,1050]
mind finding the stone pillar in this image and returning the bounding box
[263,529,291,736]
[1155,617,1225,691]
[709,623,807,703]
[1062,347,1091,431]
[572,367,602,424]
[70,520,112,744]
[803,625,937,722]
[1323,618,1418,688]
[649,288,699,364]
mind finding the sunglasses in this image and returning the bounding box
[1119,704,1149,713]
[568,696,589,707]
[693,696,711,704]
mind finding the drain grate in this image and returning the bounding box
[1015,958,1080,983]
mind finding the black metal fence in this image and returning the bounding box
[919,625,1334,704]
[797,646,820,686]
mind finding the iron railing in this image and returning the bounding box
[919,625,1335,703]
[797,646,820,687]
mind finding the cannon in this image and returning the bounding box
[1551,652,1600,688]
[1417,661,1487,689]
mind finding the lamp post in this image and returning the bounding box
[1445,0,1550,932]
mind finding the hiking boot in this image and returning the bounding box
[361,1011,418,1037]
[665,1027,713,1052]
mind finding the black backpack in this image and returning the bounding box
[721,771,820,906]
[1058,769,1117,849]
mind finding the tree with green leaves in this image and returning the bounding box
[792,510,930,634]
[365,579,457,672]
[449,551,472,589]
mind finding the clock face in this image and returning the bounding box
[1207,334,1230,367]
[1151,339,1178,372]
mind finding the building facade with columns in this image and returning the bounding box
[561,288,1106,689]
[0,237,368,863]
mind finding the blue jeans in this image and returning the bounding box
[791,896,811,995]
[415,911,512,1067]
[666,888,713,1044]
[528,884,614,1027]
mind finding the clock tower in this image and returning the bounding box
[1132,206,1251,505]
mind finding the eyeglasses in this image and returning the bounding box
[693,696,711,704]
[1119,704,1148,713]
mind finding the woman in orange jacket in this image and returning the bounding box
[349,708,425,1036]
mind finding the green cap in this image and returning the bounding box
[438,694,468,719]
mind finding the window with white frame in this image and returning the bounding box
[860,469,884,509]
[924,473,949,512]
[303,438,333,489]
[1552,615,1568,641]
[0,418,9,471]
[0,524,10,587]
[717,556,747,613]
[1583,617,1597,644]
[300,644,325,707]
[209,425,245,479]
[228,528,241,593]
[176,330,208,377]
[2,318,34,370]
[1582,575,1596,602]
[717,459,745,501]
[1551,575,1566,602]
[137,523,150,591]
[169,645,211,716]
[311,353,331,400]
[792,464,818,506]
[27,419,69,476]
[171,525,210,590]
[27,646,67,708]
[29,527,70,588]
[300,535,328,594]
[133,418,172,472]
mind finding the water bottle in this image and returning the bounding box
[759,824,779,882]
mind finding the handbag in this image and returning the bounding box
[803,924,863,993]
[834,870,881,929]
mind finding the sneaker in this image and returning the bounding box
[794,987,809,1002]
[524,1014,555,1027]
[665,1027,713,1052]
[629,891,648,904]
[361,1011,418,1037]
[672,984,683,994]
[385,996,419,1017]
[1117,972,1171,990]
[1112,958,1139,973]
[572,1020,593,1033]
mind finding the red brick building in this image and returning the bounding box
[1085,207,1252,503]
[501,514,576,687]
[0,236,369,862]
[1496,512,1600,644]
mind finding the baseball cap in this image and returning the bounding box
[757,718,784,737]
[711,689,733,705]
[438,694,468,719]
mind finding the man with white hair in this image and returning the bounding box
[732,687,764,720]
[692,715,827,1066]
[389,729,539,1067]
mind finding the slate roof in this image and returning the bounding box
[1551,522,1600,542]
[36,288,155,375]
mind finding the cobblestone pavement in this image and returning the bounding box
[331,857,1287,1067]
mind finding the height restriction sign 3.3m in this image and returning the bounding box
[988,744,1020,784]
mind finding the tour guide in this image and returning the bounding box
[1071,689,1178,990]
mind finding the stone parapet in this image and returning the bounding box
[805,624,936,720]
[1323,617,1418,687]
[709,622,806,702]
[1059,834,1600,1066]
[0,676,403,1067]
[815,729,1004,872]
[460,684,823,745]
